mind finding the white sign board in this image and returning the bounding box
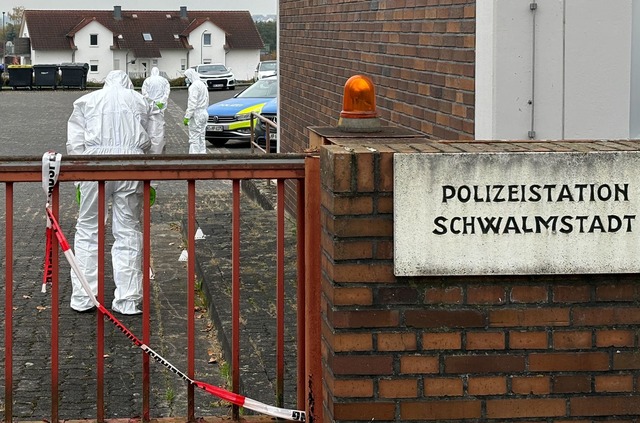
[394,152,640,276]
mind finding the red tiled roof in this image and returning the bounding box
[24,9,264,58]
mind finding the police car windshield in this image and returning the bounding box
[238,78,277,98]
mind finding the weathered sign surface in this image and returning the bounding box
[394,152,640,276]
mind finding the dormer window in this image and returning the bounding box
[142,33,152,41]
[90,34,98,46]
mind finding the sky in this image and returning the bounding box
[4,0,277,17]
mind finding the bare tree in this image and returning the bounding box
[8,6,24,26]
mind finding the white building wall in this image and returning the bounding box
[631,0,640,138]
[73,21,115,82]
[31,50,74,65]
[226,50,261,81]
[154,50,190,79]
[476,0,633,140]
[188,22,227,67]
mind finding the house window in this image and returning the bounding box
[203,33,211,46]
[143,33,152,41]
[90,60,98,73]
[90,34,98,46]
[181,59,186,71]
[152,59,158,67]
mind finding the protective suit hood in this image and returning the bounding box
[104,70,134,89]
[184,68,200,83]
[150,67,160,77]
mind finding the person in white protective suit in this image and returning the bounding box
[183,68,209,154]
[142,67,171,154]
[67,70,151,314]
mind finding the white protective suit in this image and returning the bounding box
[184,68,209,154]
[142,67,171,154]
[67,70,151,314]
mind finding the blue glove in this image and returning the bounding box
[183,117,190,126]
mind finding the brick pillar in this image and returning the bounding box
[319,139,640,422]
[320,144,400,421]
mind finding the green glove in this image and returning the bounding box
[150,186,156,207]
[156,102,164,110]
[76,184,81,205]
[183,117,190,126]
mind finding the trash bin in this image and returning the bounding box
[8,65,33,89]
[33,64,59,89]
[59,63,89,89]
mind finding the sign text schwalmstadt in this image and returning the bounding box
[394,152,640,276]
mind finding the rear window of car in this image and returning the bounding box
[259,61,277,71]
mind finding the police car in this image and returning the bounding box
[205,76,277,147]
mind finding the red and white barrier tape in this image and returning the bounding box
[41,153,306,422]
[41,151,62,293]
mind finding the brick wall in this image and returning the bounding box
[319,138,640,422]
[279,0,476,158]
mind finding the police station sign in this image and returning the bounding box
[394,151,640,276]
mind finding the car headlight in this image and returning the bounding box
[235,113,251,121]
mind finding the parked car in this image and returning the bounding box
[206,76,278,147]
[254,60,277,80]
[187,63,235,90]
[255,97,278,152]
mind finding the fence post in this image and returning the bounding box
[304,155,322,422]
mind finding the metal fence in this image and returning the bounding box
[0,154,319,422]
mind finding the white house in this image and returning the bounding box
[20,6,264,82]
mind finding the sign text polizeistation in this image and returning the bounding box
[393,152,640,276]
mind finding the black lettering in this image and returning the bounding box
[608,215,622,233]
[574,216,589,233]
[477,216,502,234]
[462,216,475,234]
[588,215,605,233]
[451,217,462,234]
[432,216,448,235]
[473,185,485,202]
[597,184,612,201]
[615,184,629,202]
[557,185,574,202]
[508,185,519,202]
[574,184,587,201]
[559,216,573,233]
[624,215,636,232]
[528,184,541,202]
[542,184,556,201]
[503,216,522,234]
[535,215,558,232]
[442,185,455,203]
[493,185,505,202]
[521,216,534,233]
[458,186,471,203]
